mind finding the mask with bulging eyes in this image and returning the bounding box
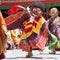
[49,8,58,18]
[30,7,43,18]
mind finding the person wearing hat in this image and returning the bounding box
[19,2,46,57]
[6,3,46,57]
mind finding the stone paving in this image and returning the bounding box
[1,49,60,60]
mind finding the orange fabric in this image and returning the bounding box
[0,12,6,42]
[0,12,7,54]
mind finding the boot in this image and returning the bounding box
[26,52,33,57]
[49,50,56,54]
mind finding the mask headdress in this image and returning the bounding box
[29,2,45,12]
[7,5,26,15]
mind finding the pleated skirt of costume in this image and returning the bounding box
[19,33,38,52]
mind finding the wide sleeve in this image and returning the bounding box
[0,11,7,54]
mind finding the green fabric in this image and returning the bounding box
[48,32,58,51]
[48,32,60,51]
[45,3,60,8]
[0,6,12,10]
[49,33,58,42]
[57,41,60,48]
[49,43,55,51]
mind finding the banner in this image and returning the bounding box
[1,0,60,6]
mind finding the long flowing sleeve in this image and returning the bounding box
[0,11,7,55]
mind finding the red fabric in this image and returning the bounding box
[1,0,60,6]
[36,28,48,50]
[35,16,41,21]
[5,11,25,26]
[23,17,42,33]
[29,40,38,49]
[19,40,38,52]
[13,6,25,11]
[7,5,25,15]
[24,27,32,33]
[32,22,37,27]
[19,41,31,52]
[7,9,14,15]
[0,53,5,59]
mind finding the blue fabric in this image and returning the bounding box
[23,39,28,43]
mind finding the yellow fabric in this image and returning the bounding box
[20,17,46,41]
[41,17,46,24]
[19,21,33,40]
[23,21,30,27]
[32,17,46,34]
[10,30,20,42]
[11,36,20,43]
[24,24,32,29]
[20,31,33,40]
[10,30,16,37]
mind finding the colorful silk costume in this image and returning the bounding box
[19,15,46,52]
[0,12,7,59]
[46,16,60,51]
[49,32,60,51]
